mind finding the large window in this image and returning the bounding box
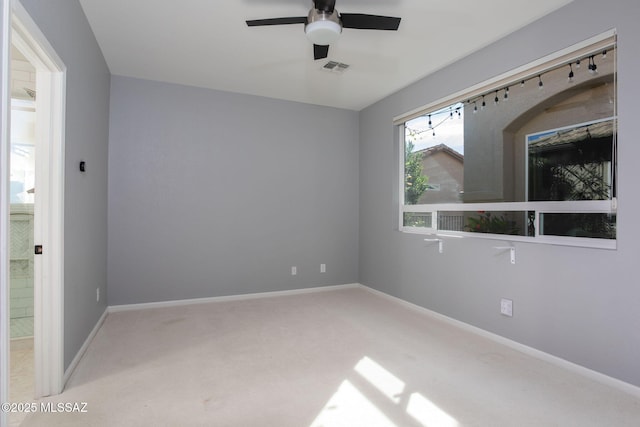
[398,32,617,248]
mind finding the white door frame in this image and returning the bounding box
[1,0,65,415]
[0,0,13,422]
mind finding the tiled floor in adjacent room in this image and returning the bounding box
[9,337,34,427]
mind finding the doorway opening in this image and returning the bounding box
[1,3,66,424]
[8,42,36,426]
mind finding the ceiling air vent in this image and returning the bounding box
[322,61,350,73]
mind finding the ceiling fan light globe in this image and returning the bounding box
[305,20,341,45]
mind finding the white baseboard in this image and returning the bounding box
[63,307,108,387]
[359,284,640,398]
[108,283,361,313]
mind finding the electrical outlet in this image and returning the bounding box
[291,266,297,276]
[96,287,100,302]
[500,298,513,317]
[320,263,326,273]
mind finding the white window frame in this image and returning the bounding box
[396,30,617,250]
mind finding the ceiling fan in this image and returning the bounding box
[246,0,401,60]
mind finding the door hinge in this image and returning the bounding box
[35,245,43,255]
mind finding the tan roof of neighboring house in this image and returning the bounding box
[417,143,464,162]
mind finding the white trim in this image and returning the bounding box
[358,284,640,399]
[11,1,66,398]
[398,126,407,231]
[401,227,617,250]
[62,308,108,387]
[108,283,362,313]
[402,200,615,213]
[1,1,12,425]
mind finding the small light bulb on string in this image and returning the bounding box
[481,95,486,111]
[504,87,509,101]
[473,101,478,114]
[428,114,432,128]
[457,108,462,118]
[538,75,544,90]
[602,50,607,59]
[494,90,499,105]
[432,130,436,137]
[568,63,574,83]
[576,59,581,68]
[449,107,453,119]
[520,80,525,88]
[588,56,598,74]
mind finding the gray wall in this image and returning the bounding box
[359,0,640,387]
[19,0,111,370]
[108,76,359,305]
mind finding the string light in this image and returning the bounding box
[588,56,598,74]
[568,63,574,82]
[464,46,614,116]
[406,104,464,139]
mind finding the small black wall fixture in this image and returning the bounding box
[79,161,86,172]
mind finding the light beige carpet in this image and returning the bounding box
[19,287,640,426]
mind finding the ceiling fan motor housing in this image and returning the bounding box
[305,9,342,45]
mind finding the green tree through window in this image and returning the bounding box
[404,141,428,204]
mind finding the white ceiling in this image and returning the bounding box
[78,0,573,111]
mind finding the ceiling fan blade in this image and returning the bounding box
[314,0,336,13]
[246,17,307,26]
[314,44,329,60]
[340,13,401,31]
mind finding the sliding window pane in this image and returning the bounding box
[403,212,433,228]
[439,210,534,236]
[540,213,616,239]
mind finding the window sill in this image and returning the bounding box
[400,227,617,250]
